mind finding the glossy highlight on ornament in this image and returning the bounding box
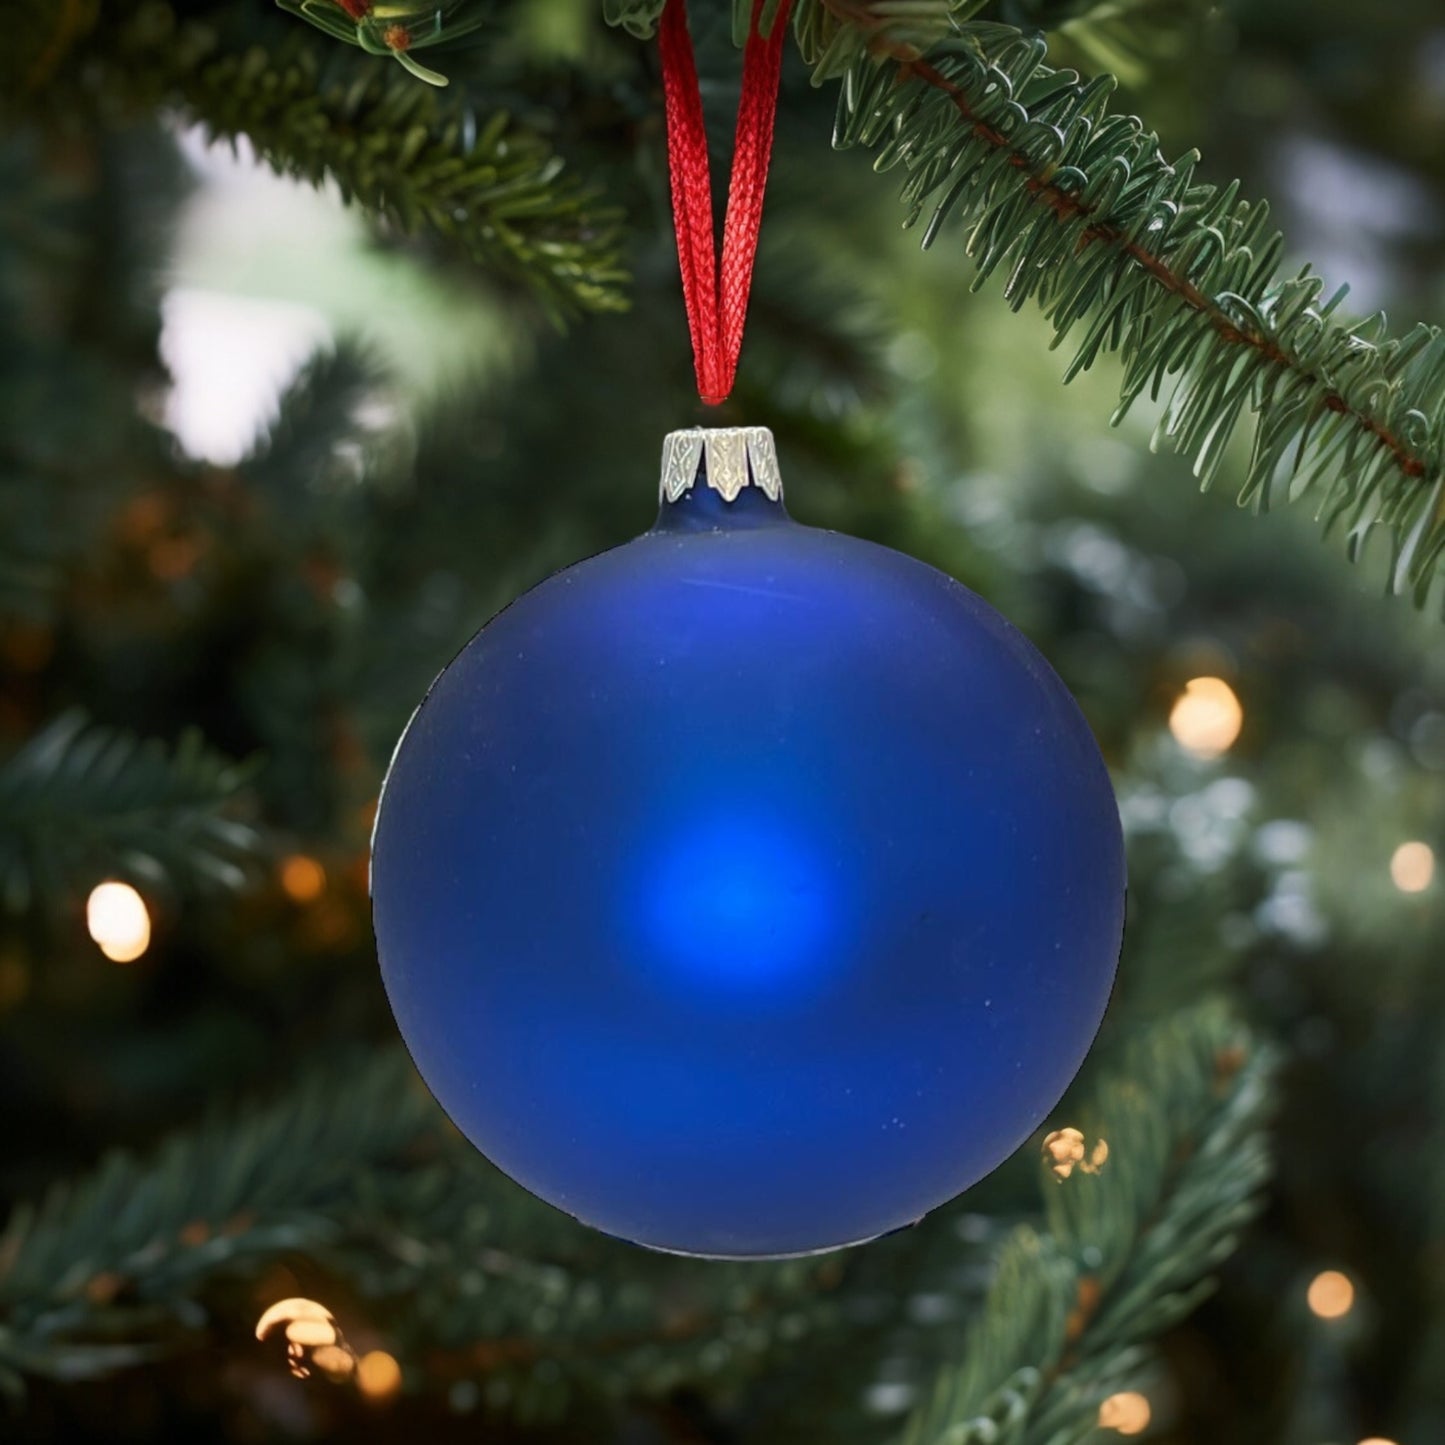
[371,427,1126,1258]
[640,806,840,994]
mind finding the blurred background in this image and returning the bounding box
[1,0,1443,1442]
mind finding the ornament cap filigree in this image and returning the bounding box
[659,427,783,505]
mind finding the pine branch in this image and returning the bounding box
[0,1045,841,1407]
[596,0,1445,598]
[5,1,627,318]
[0,1049,435,1387]
[238,344,384,510]
[0,990,1270,1423]
[601,0,672,39]
[898,1003,1273,1445]
[792,1,1445,604]
[0,711,262,914]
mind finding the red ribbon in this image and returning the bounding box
[659,0,792,407]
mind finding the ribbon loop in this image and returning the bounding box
[659,0,791,407]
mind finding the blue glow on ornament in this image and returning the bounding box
[639,807,839,993]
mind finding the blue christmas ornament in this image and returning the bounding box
[371,427,1125,1258]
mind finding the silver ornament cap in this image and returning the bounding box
[659,426,783,504]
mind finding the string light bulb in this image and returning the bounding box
[1306,1270,1355,1319]
[86,881,152,963]
[1390,840,1434,894]
[1043,1127,1109,1180]
[279,854,327,903]
[311,1344,356,1380]
[1168,677,1243,759]
[356,1349,402,1401]
[256,1297,357,1381]
[1098,1390,1151,1435]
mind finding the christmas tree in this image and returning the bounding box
[2,1,1443,1441]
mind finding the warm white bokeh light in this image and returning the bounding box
[1390,840,1435,893]
[255,1297,356,1381]
[311,1343,355,1378]
[279,854,327,903]
[357,1349,402,1401]
[1307,1270,1355,1319]
[284,1318,338,1348]
[85,882,152,963]
[1098,1390,1152,1435]
[1168,677,1244,759]
[1043,1127,1109,1180]
[255,1297,336,1341]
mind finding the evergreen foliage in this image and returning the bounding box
[605,0,1445,604]
[0,713,261,915]
[801,1,1445,603]
[1,2,1442,1441]
[901,1006,1271,1444]
[0,1005,1270,1432]
[3,0,627,317]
